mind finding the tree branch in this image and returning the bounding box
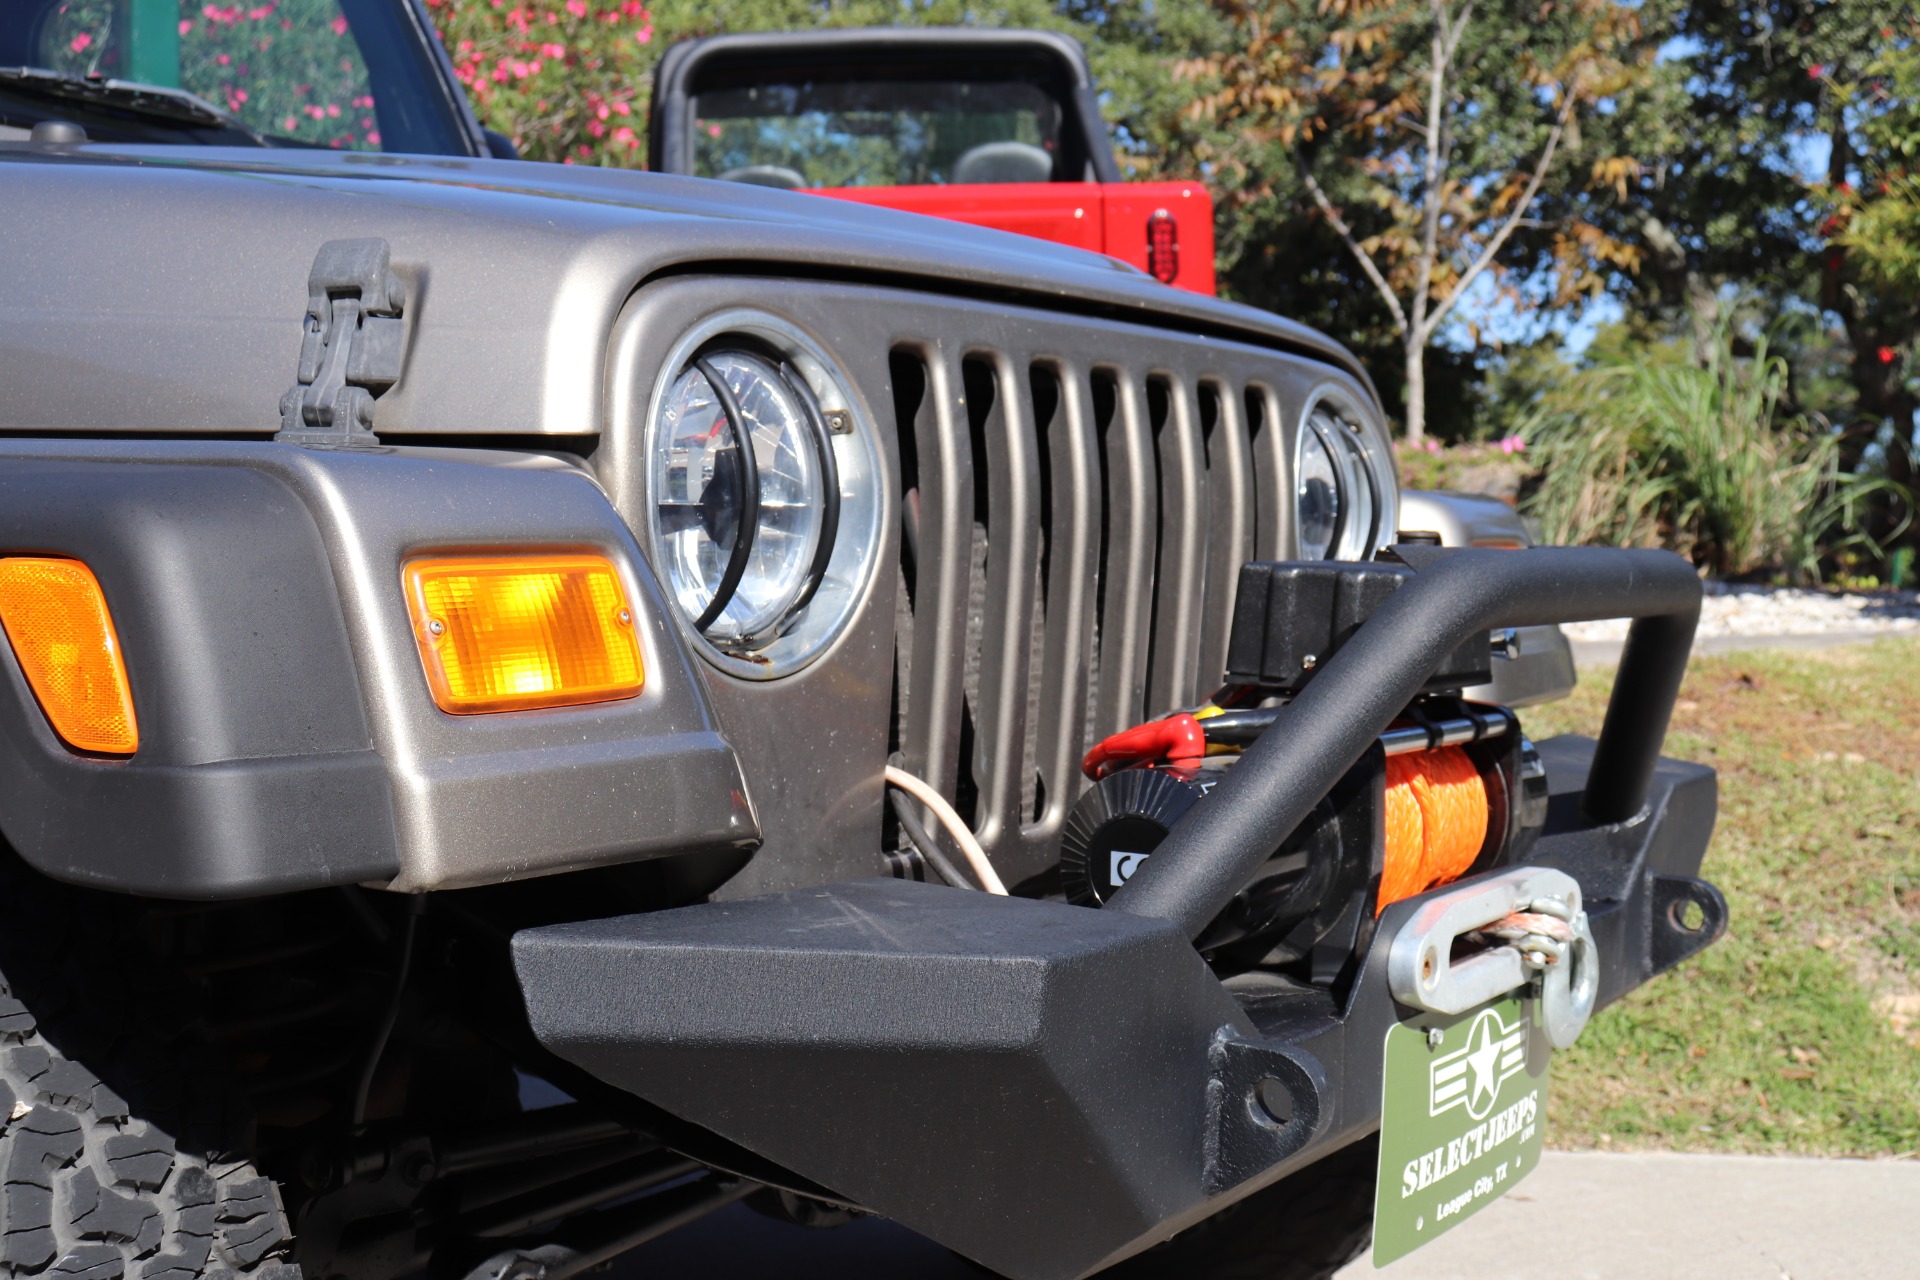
[1425,90,1576,335]
[1412,0,1455,341]
[1301,169,1410,335]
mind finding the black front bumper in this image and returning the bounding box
[510,549,1727,1280]
[513,737,1722,1280]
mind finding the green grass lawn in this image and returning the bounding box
[1524,639,1920,1156]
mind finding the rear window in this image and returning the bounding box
[691,78,1064,189]
[0,0,472,153]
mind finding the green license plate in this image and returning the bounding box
[1371,993,1550,1267]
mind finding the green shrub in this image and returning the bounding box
[424,0,655,166]
[1521,329,1879,580]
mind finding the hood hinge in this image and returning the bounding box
[276,238,406,448]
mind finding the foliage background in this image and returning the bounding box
[426,0,1920,578]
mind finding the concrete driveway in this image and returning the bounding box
[608,1152,1920,1280]
[1338,1152,1920,1280]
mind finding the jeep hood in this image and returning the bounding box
[0,147,1370,435]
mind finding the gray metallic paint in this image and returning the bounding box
[0,146,1398,897]
[0,148,1373,439]
[600,276,1396,898]
[0,439,755,894]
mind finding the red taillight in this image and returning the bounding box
[1146,209,1179,284]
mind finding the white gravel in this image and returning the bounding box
[1560,581,1920,643]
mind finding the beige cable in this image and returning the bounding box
[883,766,1007,895]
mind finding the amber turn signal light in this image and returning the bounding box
[403,554,644,714]
[0,557,139,755]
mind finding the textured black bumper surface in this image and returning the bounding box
[515,734,1722,1280]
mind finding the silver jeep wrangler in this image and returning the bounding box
[0,4,1720,1279]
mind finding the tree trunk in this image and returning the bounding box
[1403,337,1427,444]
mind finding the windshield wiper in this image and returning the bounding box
[0,66,268,143]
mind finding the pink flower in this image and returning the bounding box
[326,102,340,117]
[246,3,273,17]
[706,122,721,138]
[587,119,605,138]
[1808,63,1826,79]
[179,18,192,34]
[282,115,297,130]
[565,0,586,15]
[613,100,630,115]
[216,52,231,65]
[330,14,347,34]
[1498,435,1526,454]
[1423,439,1441,454]
[69,32,91,52]
[613,125,635,143]
[365,130,381,145]
[634,23,650,42]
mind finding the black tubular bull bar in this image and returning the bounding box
[512,546,1723,1280]
[1110,545,1702,937]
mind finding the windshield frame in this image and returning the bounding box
[651,28,1121,188]
[0,0,486,156]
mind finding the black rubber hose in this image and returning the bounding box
[1107,547,1700,939]
[691,356,760,634]
[889,788,978,891]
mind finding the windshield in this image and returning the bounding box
[0,0,473,152]
[690,78,1064,189]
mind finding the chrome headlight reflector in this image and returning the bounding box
[645,313,882,680]
[653,351,834,649]
[1297,396,1393,561]
[1296,412,1342,560]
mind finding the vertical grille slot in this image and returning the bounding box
[1245,385,1290,561]
[893,345,973,808]
[1146,374,1207,716]
[1091,368,1155,739]
[960,353,1040,849]
[1197,380,1255,693]
[1025,359,1100,837]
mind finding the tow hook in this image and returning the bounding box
[1386,867,1599,1049]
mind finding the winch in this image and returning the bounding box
[1061,556,1550,970]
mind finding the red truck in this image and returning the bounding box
[647,27,1217,294]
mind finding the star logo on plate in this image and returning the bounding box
[1428,1006,1527,1120]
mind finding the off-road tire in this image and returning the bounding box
[1097,1135,1378,1280]
[0,852,299,1280]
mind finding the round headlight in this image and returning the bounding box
[1298,402,1390,560]
[1297,412,1343,560]
[652,351,836,651]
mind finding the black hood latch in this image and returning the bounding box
[276,238,406,448]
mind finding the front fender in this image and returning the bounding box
[0,441,755,897]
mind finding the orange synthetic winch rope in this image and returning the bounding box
[1378,746,1489,913]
